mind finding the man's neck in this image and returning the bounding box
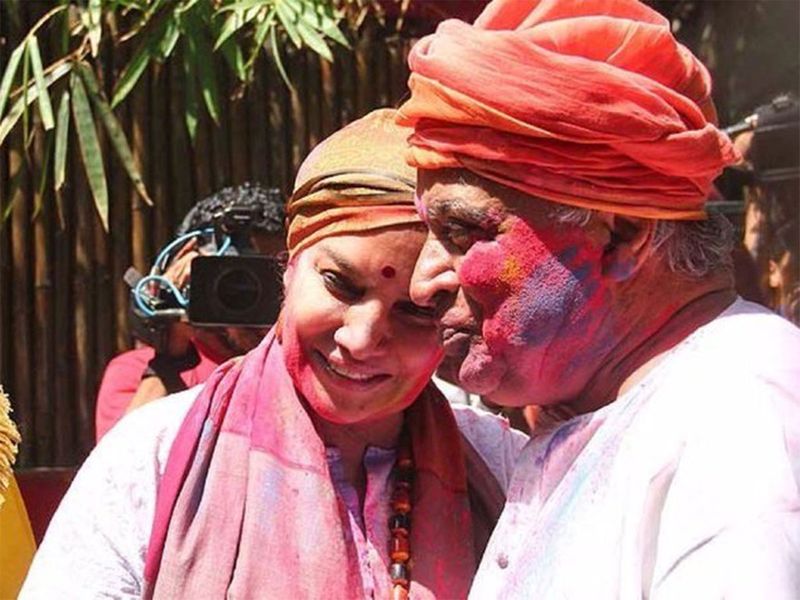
[568,271,736,415]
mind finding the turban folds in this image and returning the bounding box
[398,0,740,219]
[287,108,419,257]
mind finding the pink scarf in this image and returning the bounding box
[143,330,492,598]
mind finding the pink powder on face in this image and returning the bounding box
[457,217,611,398]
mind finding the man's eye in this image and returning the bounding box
[321,270,361,300]
[396,301,437,325]
[441,220,492,252]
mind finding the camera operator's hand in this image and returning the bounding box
[159,239,204,359]
[162,238,201,292]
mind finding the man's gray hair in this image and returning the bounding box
[551,205,734,278]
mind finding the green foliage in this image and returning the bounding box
[0,0,354,229]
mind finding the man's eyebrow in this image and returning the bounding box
[427,198,493,223]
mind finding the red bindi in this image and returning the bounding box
[381,265,396,279]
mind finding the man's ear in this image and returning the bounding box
[768,258,782,289]
[596,213,656,282]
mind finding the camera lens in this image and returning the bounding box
[215,268,262,312]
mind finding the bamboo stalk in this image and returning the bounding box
[246,57,269,184]
[289,49,307,179]
[150,65,171,248]
[32,123,55,465]
[8,131,34,467]
[109,42,133,353]
[130,64,151,275]
[319,50,337,137]
[168,51,194,220]
[229,87,250,184]
[71,138,96,461]
[354,21,376,116]
[210,68,232,190]
[305,53,322,151]
[266,54,289,193]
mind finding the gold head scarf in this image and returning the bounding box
[287,108,419,258]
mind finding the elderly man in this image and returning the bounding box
[400,0,800,597]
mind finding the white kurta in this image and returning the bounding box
[21,388,526,599]
[471,298,800,599]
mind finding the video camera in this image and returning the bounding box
[126,203,283,348]
[725,94,800,183]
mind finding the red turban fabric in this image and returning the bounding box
[398,0,740,219]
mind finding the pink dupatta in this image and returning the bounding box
[143,330,487,598]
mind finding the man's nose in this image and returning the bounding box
[410,233,460,312]
[334,302,390,361]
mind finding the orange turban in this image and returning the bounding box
[397,0,740,220]
[287,109,419,257]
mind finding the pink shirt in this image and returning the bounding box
[94,345,220,442]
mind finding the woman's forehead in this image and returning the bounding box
[312,229,425,267]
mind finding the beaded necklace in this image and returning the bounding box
[388,427,414,599]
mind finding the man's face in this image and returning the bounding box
[411,169,613,407]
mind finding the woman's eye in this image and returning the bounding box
[321,270,361,300]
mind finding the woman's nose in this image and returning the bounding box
[410,233,460,314]
[334,302,390,361]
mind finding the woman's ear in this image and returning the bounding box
[282,259,296,289]
[596,213,656,282]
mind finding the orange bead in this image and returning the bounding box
[391,488,411,514]
[391,584,409,600]
[391,536,410,562]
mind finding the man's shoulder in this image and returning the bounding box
[674,298,800,390]
[452,404,529,492]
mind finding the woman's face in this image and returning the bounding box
[281,227,442,425]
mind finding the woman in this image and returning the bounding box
[21,110,526,599]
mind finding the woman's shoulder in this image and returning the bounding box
[20,387,201,599]
[451,404,529,493]
[99,385,200,471]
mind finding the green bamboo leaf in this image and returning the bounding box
[252,7,276,48]
[28,36,55,130]
[34,131,54,219]
[184,13,220,123]
[22,40,30,148]
[77,62,152,206]
[218,0,269,12]
[275,1,302,49]
[156,16,180,60]
[269,25,293,90]
[314,4,349,48]
[0,42,26,119]
[214,10,246,50]
[182,43,199,141]
[111,36,153,108]
[0,60,72,147]
[54,90,70,193]
[88,0,102,57]
[296,17,333,62]
[220,38,247,82]
[70,71,108,230]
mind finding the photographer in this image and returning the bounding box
[95,183,285,441]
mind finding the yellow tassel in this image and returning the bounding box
[0,386,21,509]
